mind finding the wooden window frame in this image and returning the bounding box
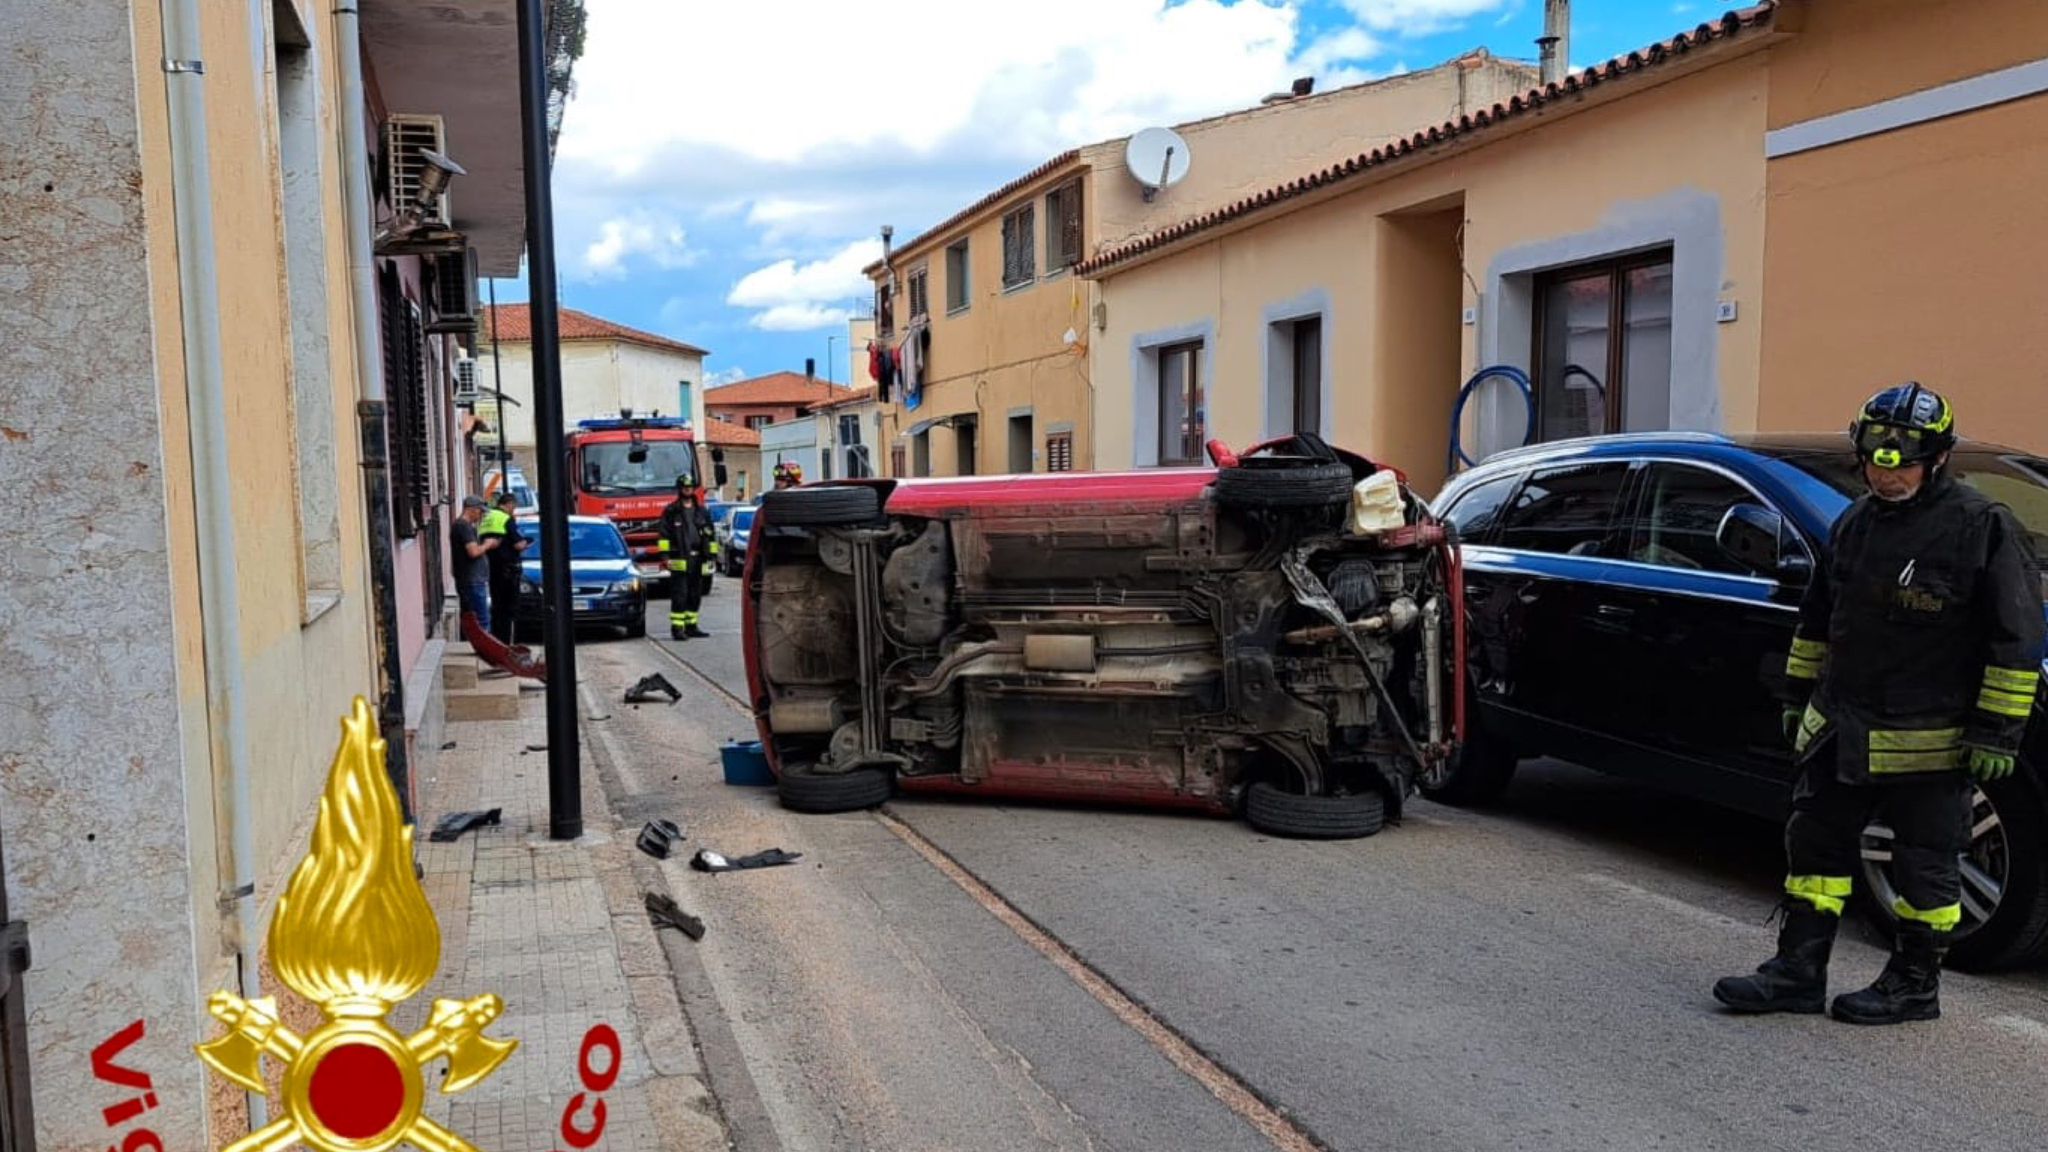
[1001,204,1036,290]
[1045,178,1083,273]
[908,265,930,322]
[1530,247,1672,439]
[1046,431,1074,473]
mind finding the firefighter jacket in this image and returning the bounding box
[1784,473,2044,783]
[659,498,716,572]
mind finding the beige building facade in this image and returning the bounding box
[1,2,563,1148]
[1081,0,2048,494]
[865,50,1539,478]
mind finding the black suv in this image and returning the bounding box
[1429,433,2048,969]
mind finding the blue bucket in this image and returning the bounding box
[720,740,774,787]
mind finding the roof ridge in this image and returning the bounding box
[1076,2,1778,277]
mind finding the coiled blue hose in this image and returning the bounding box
[1449,365,1535,473]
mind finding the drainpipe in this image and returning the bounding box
[157,0,267,1130]
[334,0,414,819]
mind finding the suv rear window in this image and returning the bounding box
[1439,473,1520,544]
[1497,461,1630,556]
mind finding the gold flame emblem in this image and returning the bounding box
[196,697,516,1152]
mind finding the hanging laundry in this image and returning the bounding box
[901,317,930,412]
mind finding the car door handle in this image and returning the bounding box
[1593,603,1635,621]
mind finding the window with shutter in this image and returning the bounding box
[1046,179,1083,272]
[1001,205,1035,289]
[908,266,929,320]
[1046,431,1074,472]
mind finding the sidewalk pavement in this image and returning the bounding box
[403,651,729,1152]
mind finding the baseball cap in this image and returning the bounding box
[462,495,489,510]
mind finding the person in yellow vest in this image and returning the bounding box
[477,491,529,645]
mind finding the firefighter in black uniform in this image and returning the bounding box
[660,477,714,640]
[1715,383,2043,1024]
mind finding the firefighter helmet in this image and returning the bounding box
[1851,382,1955,469]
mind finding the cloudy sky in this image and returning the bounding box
[488,0,1711,385]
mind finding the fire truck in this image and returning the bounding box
[565,412,726,588]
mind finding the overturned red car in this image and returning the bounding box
[740,435,1467,839]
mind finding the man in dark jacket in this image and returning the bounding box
[1715,383,2043,1024]
[479,491,530,645]
[661,478,713,640]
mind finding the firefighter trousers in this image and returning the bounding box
[1784,743,1971,931]
[669,558,704,631]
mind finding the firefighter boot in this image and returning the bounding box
[684,621,710,639]
[1713,900,1837,1014]
[1830,922,1943,1025]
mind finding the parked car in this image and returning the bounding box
[741,437,1465,840]
[724,506,756,577]
[1429,432,2048,968]
[515,514,648,638]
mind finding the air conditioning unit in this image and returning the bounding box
[427,247,478,335]
[384,113,452,227]
[453,355,480,405]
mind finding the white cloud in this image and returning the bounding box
[580,212,695,278]
[726,240,882,330]
[705,366,748,387]
[750,305,853,332]
[1336,0,1516,36]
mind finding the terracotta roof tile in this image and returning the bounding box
[863,151,1084,276]
[1076,3,1777,277]
[704,372,852,409]
[480,305,709,357]
[701,420,761,448]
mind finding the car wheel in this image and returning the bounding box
[1418,713,1519,807]
[1859,773,2048,971]
[626,610,647,638]
[1212,459,1357,510]
[777,761,893,814]
[761,485,884,527]
[1244,781,1385,840]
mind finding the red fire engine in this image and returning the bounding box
[565,413,725,586]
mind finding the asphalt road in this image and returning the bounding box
[574,583,2048,1152]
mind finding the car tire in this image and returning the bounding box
[1213,459,1357,510]
[778,761,893,814]
[1244,781,1385,840]
[1859,773,2048,971]
[626,611,647,638]
[761,485,883,527]
[1417,714,1519,807]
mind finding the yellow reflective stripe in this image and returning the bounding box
[1979,688,2035,718]
[658,539,671,552]
[1983,666,2040,693]
[668,562,689,572]
[1869,727,1964,751]
[1786,655,1822,680]
[1869,748,1963,774]
[1892,898,1962,932]
[1787,874,1852,915]
[1790,637,1828,661]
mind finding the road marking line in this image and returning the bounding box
[1577,873,1749,931]
[875,808,1328,1152]
[1990,1014,2048,1044]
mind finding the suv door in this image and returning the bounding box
[1597,460,1807,810]
[1455,460,1635,754]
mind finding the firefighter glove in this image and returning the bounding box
[1967,745,2017,782]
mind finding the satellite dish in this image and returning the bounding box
[1125,127,1192,202]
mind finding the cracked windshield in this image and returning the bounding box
[9,2,2048,1152]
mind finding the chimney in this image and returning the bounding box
[1292,76,1314,97]
[1537,0,1570,86]
[805,357,815,380]
[880,224,894,270]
